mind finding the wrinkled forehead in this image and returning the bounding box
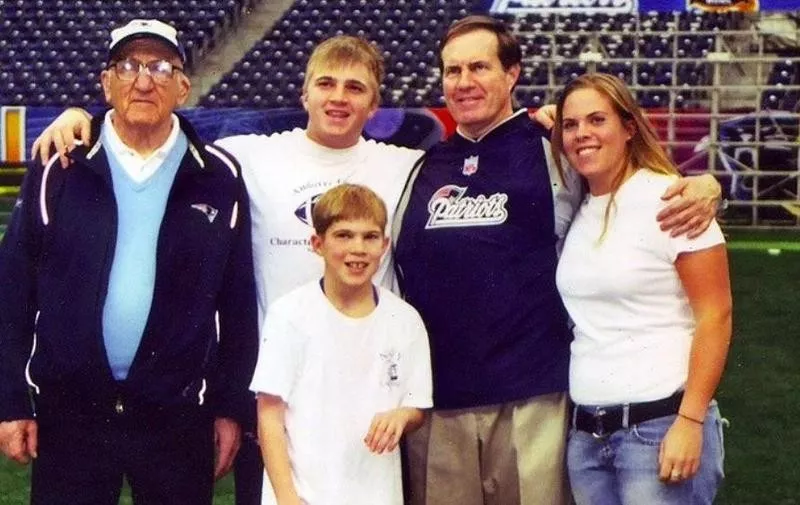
[441,29,500,66]
[113,38,182,64]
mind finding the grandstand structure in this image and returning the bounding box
[0,0,799,229]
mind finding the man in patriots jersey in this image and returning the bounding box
[393,15,723,505]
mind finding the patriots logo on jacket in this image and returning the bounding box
[191,203,219,223]
[426,185,509,229]
[294,193,323,226]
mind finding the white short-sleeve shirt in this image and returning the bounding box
[556,169,725,405]
[250,281,432,505]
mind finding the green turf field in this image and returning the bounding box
[0,233,798,504]
[0,465,235,505]
[714,246,800,504]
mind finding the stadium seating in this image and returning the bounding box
[1,2,798,228]
[0,0,251,106]
[201,0,481,108]
[510,11,740,108]
[763,58,800,111]
[200,5,750,108]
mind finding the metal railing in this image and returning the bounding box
[511,23,800,228]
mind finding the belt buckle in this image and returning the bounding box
[592,408,608,439]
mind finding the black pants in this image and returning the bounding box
[31,414,215,505]
[233,431,263,505]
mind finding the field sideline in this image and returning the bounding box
[0,232,798,504]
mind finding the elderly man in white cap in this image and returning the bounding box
[0,19,258,504]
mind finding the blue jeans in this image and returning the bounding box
[567,401,725,505]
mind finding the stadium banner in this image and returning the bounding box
[488,0,637,15]
[488,0,791,11]
[687,0,758,12]
[759,0,800,9]
[1,106,25,164]
[637,0,792,10]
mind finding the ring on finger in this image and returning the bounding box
[670,470,682,480]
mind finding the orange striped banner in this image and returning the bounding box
[1,106,26,163]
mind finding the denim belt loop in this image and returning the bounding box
[622,404,630,429]
[592,407,608,438]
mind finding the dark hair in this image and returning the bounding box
[439,15,522,72]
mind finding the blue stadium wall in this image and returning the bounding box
[0,107,450,167]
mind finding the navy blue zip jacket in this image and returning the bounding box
[0,114,258,425]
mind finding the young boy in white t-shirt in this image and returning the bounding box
[249,183,432,505]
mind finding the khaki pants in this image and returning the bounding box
[405,392,570,505]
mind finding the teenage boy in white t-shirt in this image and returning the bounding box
[250,184,432,505]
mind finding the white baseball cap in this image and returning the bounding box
[108,19,186,63]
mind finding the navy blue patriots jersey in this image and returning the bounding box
[394,111,571,409]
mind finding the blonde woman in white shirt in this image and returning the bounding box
[551,73,732,505]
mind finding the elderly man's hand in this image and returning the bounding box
[0,420,38,465]
[213,417,241,480]
[31,107,93,168]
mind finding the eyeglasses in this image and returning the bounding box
[108,58,183,84]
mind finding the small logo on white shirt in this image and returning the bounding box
[462,155,479,176]
[425,185,509,229]
[191,203,219,223]
[380,350,401,388]
[293,193,323,226]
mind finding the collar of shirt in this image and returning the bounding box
[455,108,528,143]
[301,129,366,164]
[102,111,181,183]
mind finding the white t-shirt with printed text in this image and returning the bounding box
[249,281,432,505]
[215,129,423,321]
[556,169,725,405]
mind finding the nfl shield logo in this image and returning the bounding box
[462,155,479,176]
